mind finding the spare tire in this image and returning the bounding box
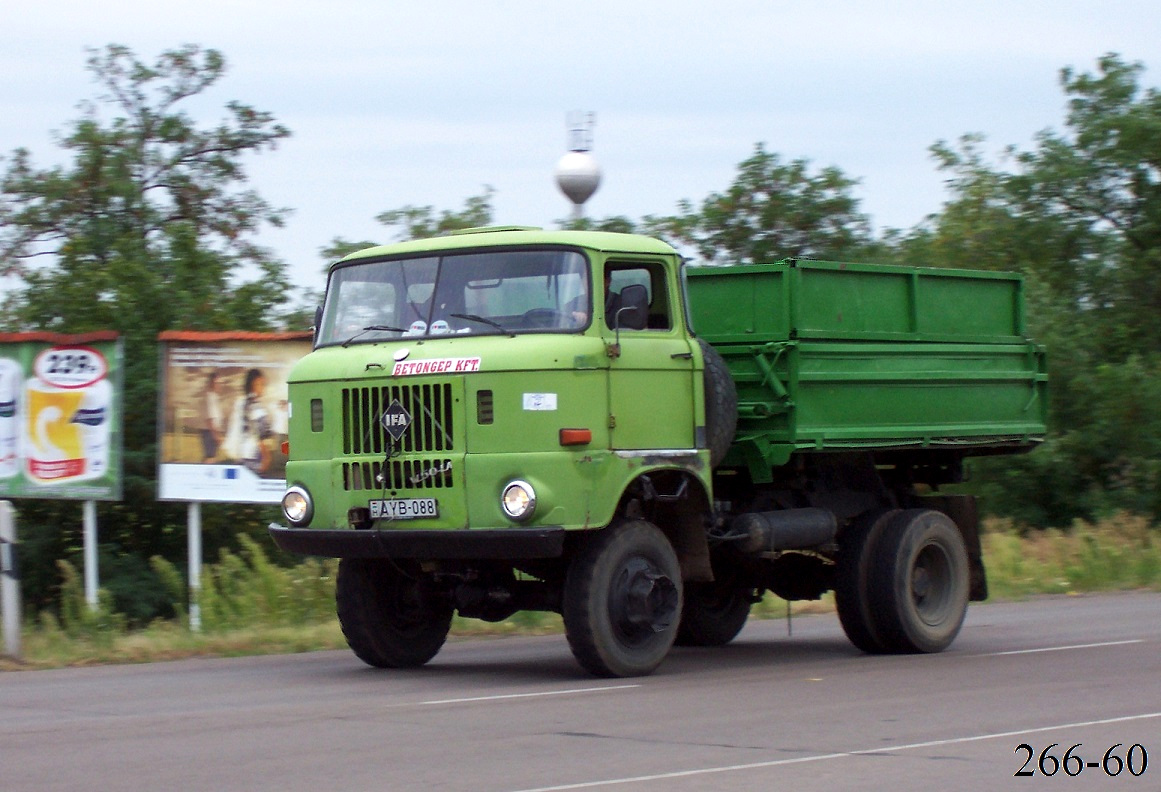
[698,338,737,467]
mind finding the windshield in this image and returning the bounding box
[317,248,591,346]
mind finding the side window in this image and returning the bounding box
[606,262,671,330]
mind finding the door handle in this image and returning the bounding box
[671,351,693,359]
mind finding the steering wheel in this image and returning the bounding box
[521,308,565,328]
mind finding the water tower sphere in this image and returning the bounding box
[555,150,601,206]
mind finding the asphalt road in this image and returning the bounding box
[2,591,1159,792]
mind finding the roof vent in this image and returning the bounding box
[448,226,541,236]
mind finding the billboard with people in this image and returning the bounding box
[0,332,123,501]
[157,331,311,503]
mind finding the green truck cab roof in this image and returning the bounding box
[335,227,678,269]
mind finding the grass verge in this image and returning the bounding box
[2,514,1158,671]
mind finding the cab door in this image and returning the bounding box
[603,260,697,452]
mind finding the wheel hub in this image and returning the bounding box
[612,558,679,638]
[912,543,953,624]
[912,566,931,599]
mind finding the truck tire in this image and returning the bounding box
[336,557,453,668]
[834,509,899,654]
[866,509,969,653]
[563,520,683,677]
[698,339,737,468]
[675,578,752,647]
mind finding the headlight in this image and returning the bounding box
[282,486,313,526]
[500,480,536,522]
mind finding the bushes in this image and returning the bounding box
[45,519,1161,630]
[41,535,338,639]
[56,559,127,642]
[11,516,1158,668]
[968,355,1161,528]
[192,535,337,631]
[982,513,1161,598]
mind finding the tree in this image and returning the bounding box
[645,143,873,264]
[375,187,495,241]
[888,135,1025,271]
[1,44,292,331]
[558,215,638,233]
[1009,54,1161,356]
[893,54,1161,526]
[319,237,380,262]
[0,44,295,620]
[1,42,292,448]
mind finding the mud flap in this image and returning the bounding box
[920,494,988,601]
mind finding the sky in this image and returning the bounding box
[3,0,1161,299]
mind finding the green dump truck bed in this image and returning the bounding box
[687,259,1048,478]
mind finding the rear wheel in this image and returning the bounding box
[336,558,453,668]
[867,509,969,653]
[676,562,752,647]
[834,509,898,653]
[564,520,682,677]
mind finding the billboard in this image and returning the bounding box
[0,332,123,501]
[157,332,312,503]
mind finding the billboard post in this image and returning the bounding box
[83,500,98,609]
[188,501,202,631]
[1,500,20,659]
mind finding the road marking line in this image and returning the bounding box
[511,711,1161,791]
[976,639,1143,657]
[420,684,639,706]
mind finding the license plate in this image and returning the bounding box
[368,498,439,520]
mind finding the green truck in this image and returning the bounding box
[269,227,1047,677]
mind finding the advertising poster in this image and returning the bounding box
[0,332,123,501]
[157,332,312,503]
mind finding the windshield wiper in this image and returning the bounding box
[341,325,406,348]
[450,313,515,337]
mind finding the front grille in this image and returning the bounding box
[343,458,454,491]
[342,383,454,455]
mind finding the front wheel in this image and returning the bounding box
[564,520,683,677]
[867,509,970,653]
[336,558,453,668]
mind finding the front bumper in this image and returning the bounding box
[268,523,566,560]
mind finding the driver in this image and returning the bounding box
[568,270,617,327]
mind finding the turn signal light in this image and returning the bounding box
[281,441,290,455]
[559,428,592,446]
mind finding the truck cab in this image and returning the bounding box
[275,227,712,536]
[271,228,719,676]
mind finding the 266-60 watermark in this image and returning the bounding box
[1015,743,1148,778]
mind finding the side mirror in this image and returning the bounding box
[312,305,323,345]
[615,284,648,331]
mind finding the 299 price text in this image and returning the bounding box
[1015,743,1148,778]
